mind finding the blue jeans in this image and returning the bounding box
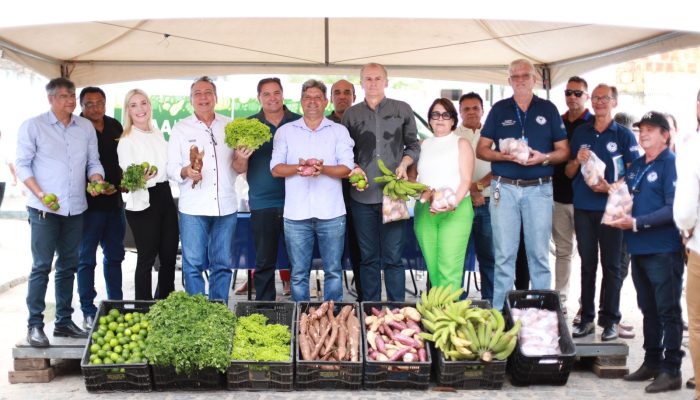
[490,181,553,310]
[472,198,495,304]
[179,212,237,303]
[631,251,685,375]
[574,209,622,327]
[26,208,83,328]
[77,208,125,318]
[284,216,345,302]
[350,200,406,302]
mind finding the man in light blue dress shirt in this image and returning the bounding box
[15,77,105,347]
[271,79,355,302]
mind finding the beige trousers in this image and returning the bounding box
[687,249,700,398]
[552,201,575,304]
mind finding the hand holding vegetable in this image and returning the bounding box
[189,145,204,188]
[429,187,458,214]
[234,146,254,161]
[348,167,368,191]
[499,138,531,164]
[297,158,323,177]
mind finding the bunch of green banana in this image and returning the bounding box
[373,159,428,201]
[416,285,521,362]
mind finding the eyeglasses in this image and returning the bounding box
[509,73,532,81]
[591,95,613,103]
[564,90,585,98]
[429,111,452,120]
[83,101,106,108]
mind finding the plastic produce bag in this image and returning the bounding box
[602,180,633,225]
[499,138,531,164]
[511,308,561,356]
[382,195,410,224]
[581,151,606,187]
[429,187,457,213]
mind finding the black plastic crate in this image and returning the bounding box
[227,301,295,391]
[80,300,155,393]
[361,302,431,390]
[152,365,224,391]
[504,290,577,386]
[295,302,363,390]
[432,299,507,389]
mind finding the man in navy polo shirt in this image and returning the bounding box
[610,111,683,393]
[565,84,640,341]
[476,58,569,310]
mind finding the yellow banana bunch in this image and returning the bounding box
[417,285,521,362]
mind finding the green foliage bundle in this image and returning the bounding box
[120,164,147,192]
[224,118,272,150]
[231,313,291,362]
[144,291,237,373]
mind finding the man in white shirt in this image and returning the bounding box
[454,92,494,303]
[673,88,700,399]
[167,76,238,303]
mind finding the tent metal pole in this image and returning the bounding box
[324,18,329,66]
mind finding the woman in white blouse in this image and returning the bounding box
[411,98,475,292]
[117,89,178,300]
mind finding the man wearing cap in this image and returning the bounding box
[476,58,569,310]
[565,84,640,341]
[609,111,684,393]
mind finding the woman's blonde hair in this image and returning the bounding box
[121,88,153,137]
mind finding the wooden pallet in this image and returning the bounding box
[571,324,630,378]
[8,321,86,384]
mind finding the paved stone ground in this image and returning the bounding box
[0,198,697,399]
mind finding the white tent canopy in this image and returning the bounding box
[2,1,700,87]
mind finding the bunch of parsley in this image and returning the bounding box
[231,313,291,362]
[144,291,237,374]
[224,119,272,151]
[120,163,146,192]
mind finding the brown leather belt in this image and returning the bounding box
[494,175,552,187]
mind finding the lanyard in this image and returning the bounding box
[630,162,655,194]
[514,103,527,139]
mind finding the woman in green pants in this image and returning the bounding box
[410,98,475,290]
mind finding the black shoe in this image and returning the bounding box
[687,376,696,389]
[601,324,618,341]
[53,321,88,339]
[645,372,682,393]
[624,364,660,381]
[572,321,595,338]
[83,315,95,331]
[27,326,50,347]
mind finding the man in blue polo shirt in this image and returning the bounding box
[233,77,300,300]
[565,84,640,341]
[476,58,569,310]
[610,111,683,394]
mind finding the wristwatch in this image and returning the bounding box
[476,182,485,192]
[542,153,551,166]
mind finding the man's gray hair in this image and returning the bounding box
[593,83,618,99]
[509,59,536,77]
[190,76,217,97]
[45,77,75,96]
[301,79,327,98]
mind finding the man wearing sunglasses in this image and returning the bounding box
[566,84,640,341]
[476,58,569,311]
[555,77,593,319]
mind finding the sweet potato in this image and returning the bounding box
[371,307,383,317]
[394,333,419,348]
[189,145,204,188]
[402,307,421,322]
[418,348,427,362]
[310,322,331,360]
[405,319,422,333]
[389,346,411,361]
[347,313,360,362]
[322,301,337,356]
[337,324,348,361]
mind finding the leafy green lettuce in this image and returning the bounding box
[224,119,272,150]
[231,313,291,362]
